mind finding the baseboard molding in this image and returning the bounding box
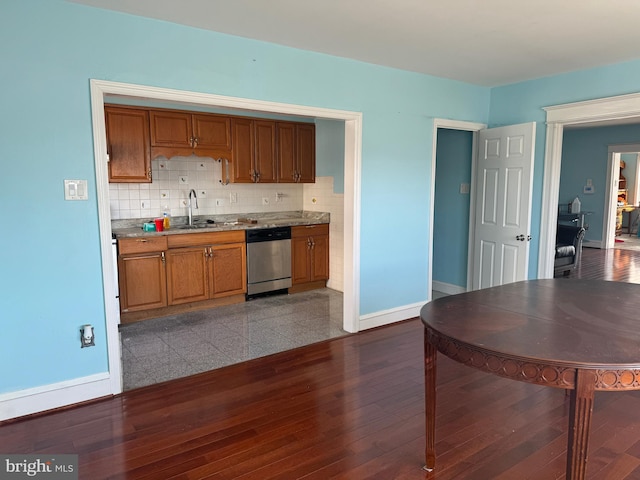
[359,300,426,331]
[583,239,604,249]
[432,281,466,296]
[0,373,112,422]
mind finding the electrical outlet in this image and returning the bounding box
[181,199,187,207]
[262,197,270,205]
[215,198,224,207]
[229,192,238,203]
[199,190,207,198]
[179,176,189,184]
[140,201,149,210]
[160,190,169,200]
[158,161,167,170]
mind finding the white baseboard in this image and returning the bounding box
[0,373,113,422]
[359,300,426,331]
[432,281,466,296]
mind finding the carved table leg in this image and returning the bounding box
[424,330,437,472]
[566,369,596,480]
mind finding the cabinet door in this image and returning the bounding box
[118,253,166,312]
[192,114,231,151]
[166,246,209,305]
[276,122,297,183]
[310,234,329,281]
[296,123,316,183]
[231,117,255,183]
[254,120,277,183]
[149,110,192,148]
[210,243,247,297]
[291,235,311,285]
[105,107,151,183]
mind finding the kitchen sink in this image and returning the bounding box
[173,224,214,230]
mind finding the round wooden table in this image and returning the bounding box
[420,279,640,480]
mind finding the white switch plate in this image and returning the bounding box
[64,179,88,200]
[459,183,470,194]
[215,198,224,207]
[229,192,237,203]
[262,197,270,205]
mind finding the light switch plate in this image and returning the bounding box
[459,183,470,194]
[64,179,88,200]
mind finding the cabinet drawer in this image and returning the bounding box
[167,230,245,248]
[118,236,168,254]
[291,224,329,237]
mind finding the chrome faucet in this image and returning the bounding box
[188,189,198,225]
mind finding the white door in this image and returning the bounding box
[472,122,536,290]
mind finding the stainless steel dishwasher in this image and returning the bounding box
[246,226,292,299]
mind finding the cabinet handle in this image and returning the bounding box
[135,239,148,243]
[189,136,194,147]
[255,171,261,183]
[147,167,152,180]
[193,136,199,147]
[161,251,166,265]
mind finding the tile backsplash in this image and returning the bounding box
[109,156,304,220]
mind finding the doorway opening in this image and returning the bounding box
[89,80,362,394]
[540,92,640,278]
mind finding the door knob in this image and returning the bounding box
[516,235,525,241]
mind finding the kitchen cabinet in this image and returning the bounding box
[149,109,231,159]
[166,231,246,305]
[105,106,151,183]
[277,122,316,183]
[290,224,329,292]
[228,118,277,183]
[117,236,168,312]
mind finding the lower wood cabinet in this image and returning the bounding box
[118,231,246,314]
[165,241,246,305]
[165,230,246,306]
[118,236,168,313]
[291,224,329,292]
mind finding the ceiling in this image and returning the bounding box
[71,0,640,87]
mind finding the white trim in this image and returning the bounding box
[432,280,466,296]
[604,144,640,248]
[0,374,111,422]
[358,301,426,331]
[541,92,640,278]
[429,118,486,301]
[89,80,363,397]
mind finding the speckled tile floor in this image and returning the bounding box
[119,288,345,390]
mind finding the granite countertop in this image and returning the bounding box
[112,210,330,239]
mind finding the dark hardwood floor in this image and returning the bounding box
[3,250,640,479]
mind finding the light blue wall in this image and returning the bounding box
[315,119,345,193]
[433,129,473,287]
[0,0,490,394]
[489,59,640,274]
[561,125,640,243]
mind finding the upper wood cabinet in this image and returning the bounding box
[105,106,151,183]
[277,122,316,183]
[229,118,277,183]
[149,109,231,159]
